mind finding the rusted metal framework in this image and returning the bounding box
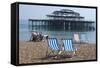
[28,9,95,31]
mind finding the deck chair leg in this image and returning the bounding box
[73,51,76,56]
[48,50,54,56]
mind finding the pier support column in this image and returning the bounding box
[64,22,65,30]
[68,22,71,31]
[32,21,34,31]
[28,20,31,32]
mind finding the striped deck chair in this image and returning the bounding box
[62,39,77,55]
[47,38,60,56]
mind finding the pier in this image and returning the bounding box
[28,9,95,32]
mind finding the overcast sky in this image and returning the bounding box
[19,4,96,21]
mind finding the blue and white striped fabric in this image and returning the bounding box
[62,39,74,51]
[48,38,59,50]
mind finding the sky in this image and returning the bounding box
[19,4,96,22]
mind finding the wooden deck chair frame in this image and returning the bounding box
[47,38,60,56]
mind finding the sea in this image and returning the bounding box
[19,20,96,44]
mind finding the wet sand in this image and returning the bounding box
[19,40,96,64]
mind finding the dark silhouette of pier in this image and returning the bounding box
[28,9,95,31]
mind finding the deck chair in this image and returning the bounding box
[47,38,60,57]
[80,33,88,43]
[62,39,77,55]
[73,33,80,44]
